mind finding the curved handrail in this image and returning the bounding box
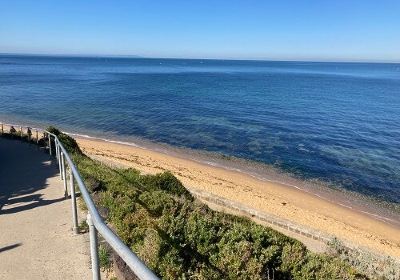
[1,122,159,280]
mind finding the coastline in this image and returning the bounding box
[73,134,400,259]
[70,132,400,223]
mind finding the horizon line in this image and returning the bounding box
[1,52,399,64]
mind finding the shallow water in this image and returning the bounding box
[1,55,399,202]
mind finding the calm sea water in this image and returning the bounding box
[1,55,399,202]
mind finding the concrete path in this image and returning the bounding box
[0,138,92,279]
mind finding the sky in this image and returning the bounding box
[0,0,399,62]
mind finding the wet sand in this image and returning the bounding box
[75,136,400,259]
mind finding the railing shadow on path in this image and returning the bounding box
[0,243,22,254]
[0,137,63,214]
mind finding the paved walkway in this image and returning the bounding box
[0,138,92,279]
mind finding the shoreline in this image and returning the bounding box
[73,134,400,259]
[70,131,400,225]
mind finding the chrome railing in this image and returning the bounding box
[0,122,159,280]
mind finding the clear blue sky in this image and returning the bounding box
[1,0,399,62]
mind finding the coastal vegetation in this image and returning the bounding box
[43,127,367,280]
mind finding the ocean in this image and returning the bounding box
[1,55,399,203]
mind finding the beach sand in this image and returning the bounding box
[75,136,400,259]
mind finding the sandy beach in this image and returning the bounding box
[74,136,400,259]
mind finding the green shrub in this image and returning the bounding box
[47,126,82,154]
[159,201,192,243]
[139,190,175,217]
[184,206,220,256]
[137,228,162,270]
[141,171,193,199]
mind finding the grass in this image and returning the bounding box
[78,220,89,233]
[99,243,112,270]
[18,127,371,279]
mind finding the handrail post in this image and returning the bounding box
[61,152,68,197]
[1,123,3,135]
[55,139,59,162]
[87,213,101,280]
[57,140,63,178]
[59,142,63,179]
[35,129,39,144]
[70,170,79,234]
[48,134,52,155]
[20,126,23,139]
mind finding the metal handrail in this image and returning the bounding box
[0,122,159,280]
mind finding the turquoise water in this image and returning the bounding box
[1,55,399,202]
